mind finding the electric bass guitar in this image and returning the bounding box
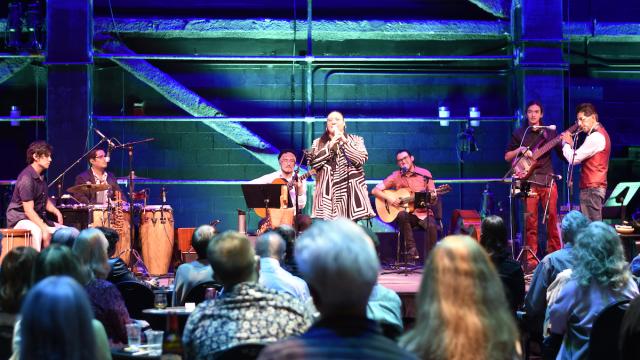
[512,123,579,179]
[375,184,452,223]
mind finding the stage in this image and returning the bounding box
[378,270,422,327]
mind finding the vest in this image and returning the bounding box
[580,125,610,189]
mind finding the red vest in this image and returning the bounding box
[580,125,610,189]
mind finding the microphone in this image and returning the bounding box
[105,144,111,163]
[549,174,562,180]
[401,166,408,175]
[531,125,556,130]
[94,128,115,147]
[161,186,167,204]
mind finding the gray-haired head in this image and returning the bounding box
[51,227,80,249]
[255,231,286,261]
[573,221,630,289]
[561,210,590,245]
[295,218,379,316]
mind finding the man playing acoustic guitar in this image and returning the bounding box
[372,149,440,263]
[504,101,563,271]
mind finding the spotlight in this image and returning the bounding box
[25,1,43,51]
[469,106,480,127]
[6,1,22,50]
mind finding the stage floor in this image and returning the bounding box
[378,269,422,323]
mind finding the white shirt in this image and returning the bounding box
[562,129,606,165]
[258,257,311,302]
[249,170,307,211]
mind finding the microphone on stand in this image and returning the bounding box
[160,186,167,223]
[105,144,112,163]
[401,166,408,175]
[94,128,115,147]
[531,125,556,130]
[549,174,562,180]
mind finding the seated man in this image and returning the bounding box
[255,231,310,302]
[523,211,589,338]
[182,231,312,358]
[6,141,65,250]
[259,219,416,360]
[372,149,439,262]
[172,225,216,306]
[71,148,124,205]
[97,227,138,286]
[249,149,309,231]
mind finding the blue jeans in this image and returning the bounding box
[580,187,606,221]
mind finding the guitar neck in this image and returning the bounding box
[532,124,579,160]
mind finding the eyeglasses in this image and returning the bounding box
[396,156,410,164]
[94,155,106,159]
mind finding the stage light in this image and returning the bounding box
[25,1,43,51]
[6,1,22,49]
[469,106,480,127]
[438,106,450,127]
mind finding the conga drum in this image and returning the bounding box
[140,205,175,276]
[0,229,33,263]
[90,205,132,265]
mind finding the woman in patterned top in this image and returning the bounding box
[308,111,375,221]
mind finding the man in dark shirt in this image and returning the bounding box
[6,141,64,250]
[505,101,562,271]
[71,148,123,205]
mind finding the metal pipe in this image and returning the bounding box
[93,116,515,123]
[94,54,512,62]
[0,116,45,122]
[110,178,510,186]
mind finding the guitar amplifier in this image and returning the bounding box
[58,206,91,230]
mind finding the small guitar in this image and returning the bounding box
[376,184,452,223]
[512,123,579,179]
[254,169,316,218]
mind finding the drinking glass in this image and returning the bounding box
[154,291,168,309]
[125,323,141,347]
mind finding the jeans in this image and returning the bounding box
[579,187,606,221]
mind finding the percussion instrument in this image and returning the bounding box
[67,183,110,193]
[0,229,33,263]
[90,204,132,265]
[140,205,175,276]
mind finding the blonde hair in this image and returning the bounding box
[400,235,518,360]
[72,228,111,280]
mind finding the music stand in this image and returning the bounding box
[241,184,292,209]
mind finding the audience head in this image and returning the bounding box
[73,228,111,280]
[0,246,38,313]
[96,227,120,258]
[32,244,86,285]
[573,221,630,289]
[192,225,217,260]
[295,218,379,316]
[400,235,518,360]
[207,230,257,288]
[255,231,286,261]
[620,296,640,360]
[480,215,509,260]
[275,224,296,262]
[51,227,80,248]
[19,276,97,360]
[560,210,589,245]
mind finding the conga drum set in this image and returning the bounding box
[61,184,175,276]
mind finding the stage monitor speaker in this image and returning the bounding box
[450,209,482,241]
[603,182,640,221]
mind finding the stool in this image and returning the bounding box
[0,229,33,263]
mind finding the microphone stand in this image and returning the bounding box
[336,139,354,220]
[292,151,308,232]
[566,130,580,209]
[48,138,108,191]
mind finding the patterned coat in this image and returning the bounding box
[309,133,375,221]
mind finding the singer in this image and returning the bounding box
[372,149,439,262]
[560,103,610,221]
[70,148,125,205]
[504,101,562,270]
[308,111,375,221]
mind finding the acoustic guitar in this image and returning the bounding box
[254,170,315,218]
[512,123,579,179]
[375,184,452,223]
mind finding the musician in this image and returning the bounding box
[249,149,307,213]
[372,149,438,261]
[6,141,64,250]
[560,103,610,221]
[71,148,124,205]
[309,111,375,221]
[504,101,562,270]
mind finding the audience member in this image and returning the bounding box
[524,210,589,337]
[620,295,640,360]
[274,224,300,276]
[173,225,216,306]
[97,227,138,285]
[400,235,520,360]
[0,247,38,359]
[31,244,87,284]
[259,219,415,360]
[50,226,80,248]
[16,276,110,360]
[182,230,312,358]
[361,225,403,338]
[255,231,310,302]
[479,215,525,314]
[548,222,639,359]
[73,228,132,344]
